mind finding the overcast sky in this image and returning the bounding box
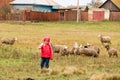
[55,0,106,7]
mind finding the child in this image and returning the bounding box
[38,36,53,69]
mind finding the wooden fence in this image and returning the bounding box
[23,11,60,21]
[0,11,120,21]
[0,13,22,21]
[23,10,88,21]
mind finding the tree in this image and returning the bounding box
[0,0,13,15]
[88,0,103,8]
[0,6,11,15]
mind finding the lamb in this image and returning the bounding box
[104,45,118,58]
[98,35,111,44]
[1,37,17,45]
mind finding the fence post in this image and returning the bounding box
[22,10,26,21]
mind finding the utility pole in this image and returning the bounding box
[77,0,80,23]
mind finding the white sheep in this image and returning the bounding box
[1,37,17,46]
[98,34,111,44]
[104,45,118,58]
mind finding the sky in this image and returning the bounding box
[55,0,106,7]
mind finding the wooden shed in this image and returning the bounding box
[99,0,120,12]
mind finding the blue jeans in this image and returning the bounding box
[40,57,50,69]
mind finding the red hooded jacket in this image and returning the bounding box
[39,43,53,60]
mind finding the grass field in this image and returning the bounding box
[0,21,120,80]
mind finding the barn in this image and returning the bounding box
[10,0,61,12]
[99,0,120,12]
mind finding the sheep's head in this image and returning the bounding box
[84,43,91,48]
[104,45,110,50]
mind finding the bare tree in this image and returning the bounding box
[0,6,11,15]
[88,0,103,8]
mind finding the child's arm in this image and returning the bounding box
[38,43,43,49]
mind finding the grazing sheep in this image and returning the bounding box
[105,45,118,58]
[53,42,79,56]
[62,47,76,56]
[1,37,17,45]
[84,43,100,54]
[98,35,111,44]
[61,42,79,56]
[51,44,68,54]
[75,45,98,57]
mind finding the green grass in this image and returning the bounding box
[0,21,120,80]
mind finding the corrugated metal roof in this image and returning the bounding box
[35,0,60,6]
[10,0,60,6]
[10,0,34,4]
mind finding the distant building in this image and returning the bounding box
[99,0,120,12]
[10,0,61,12]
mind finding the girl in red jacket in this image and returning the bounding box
[38,36,53,69]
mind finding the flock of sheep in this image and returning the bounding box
[52,35,118,58]
[0,35,118,58]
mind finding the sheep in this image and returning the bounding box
[75,45,98,57]
[98,34,111,44]
[104,45,118,58]
[80,48,98,57]
[52,42,79,56]
[62,47,76,56]
[1,37,17,46]
[84,43,100,54]
[51,44,68,54]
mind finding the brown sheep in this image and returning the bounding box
[61,47,75,56]
[105,45,118,58]
[84,43,100,54]
[51,44,68,54]
[98,35,111,44]
[80,48,98,57]
[75,46,98,57]
[54,42,79,56]
[1,37,17,45]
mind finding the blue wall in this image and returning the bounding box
[33,5,52,12]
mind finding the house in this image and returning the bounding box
[99,0,120,12]
[10,0,61,12]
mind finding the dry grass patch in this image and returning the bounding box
[62,66,87,76]
[90,73,120,80]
